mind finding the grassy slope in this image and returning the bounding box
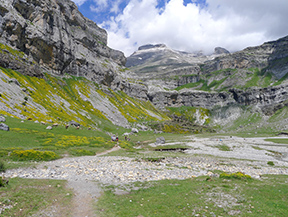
[96,175,288,217]
[176,68,282,92]
[0,178,72,217]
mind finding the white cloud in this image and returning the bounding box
[100,0,288,56]
[110,0,123,13]
[90,0,109,12]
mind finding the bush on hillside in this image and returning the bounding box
[10,149,60,161]
[220,172,252,180]
[70,149,95,156]
[0,161,6,173]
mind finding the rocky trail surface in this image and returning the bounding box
[2,137,288,216]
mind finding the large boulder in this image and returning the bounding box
[156,137,165,145]
[131,128,139,133]
[0,123,9,131]
[69,120,80,127]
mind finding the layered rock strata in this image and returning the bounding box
[148,83,288,115]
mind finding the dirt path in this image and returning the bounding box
[68,146,120,217]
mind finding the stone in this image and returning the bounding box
[0,116,6,122]
[131,128,139,133]
[156,137,165,144]
[46,126,52,130]
[0,123,9,131]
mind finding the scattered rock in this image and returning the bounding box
[46,126,53,130]
[0,116,6,122]
[34,120,39,123]
[0,123,9,131]
[136,124,148,131]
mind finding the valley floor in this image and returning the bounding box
[2,136,288,216]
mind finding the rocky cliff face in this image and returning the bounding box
[202,36,288,79]
[148,83,288,116]
[0,0,126,85]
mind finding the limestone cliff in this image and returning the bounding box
[0,0,126,84]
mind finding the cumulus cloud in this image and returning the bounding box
[99,0,288,56]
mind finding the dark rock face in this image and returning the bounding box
[0,0,126,84]
[266,36,288,79]
[214,47,230,55]
[148,89,232,109]
[229,84,288,115]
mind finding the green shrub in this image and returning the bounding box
[267,161,275,166]
[118,141,135,152]
[0,177,8,187]
[0,161,6,173]
[0,150,8,157]
[216,144,231,151]
[10,149,60,161]
[220,172,252,180]
[70,149,95,156]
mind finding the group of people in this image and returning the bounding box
[111,135,118,142]
[111,135,131,142]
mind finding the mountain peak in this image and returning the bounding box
[214,47,230,55]
[138,44,167,51]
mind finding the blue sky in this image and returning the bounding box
[72,0,288,56]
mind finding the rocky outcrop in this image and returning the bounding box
[266,36,288,79]
[148,89,232,109]
[229,84,288,115]
[0,0,126,85]
[148,83,288,115]
[203,36,288,79]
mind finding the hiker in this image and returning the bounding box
[116,136,118,142]
[111,135,116,141]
